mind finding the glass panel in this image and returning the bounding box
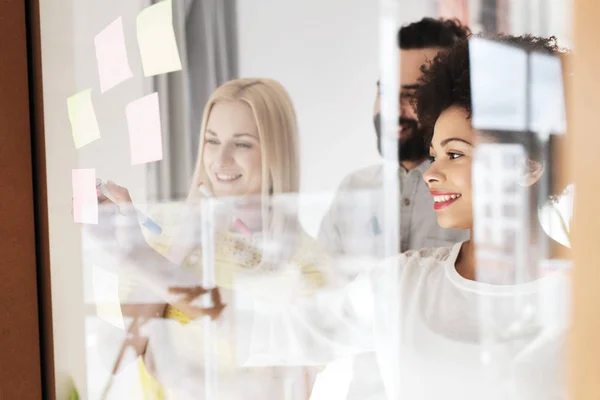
[37,0,572,398]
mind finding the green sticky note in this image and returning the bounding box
[69,381,80,400]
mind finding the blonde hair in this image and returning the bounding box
[189,78,300,200]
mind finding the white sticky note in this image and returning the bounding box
[538,184,574,248]
[67,89,101,149]
[469,37,528,131]
[94,16,134,93]
[72,168,98,224]
[530,53,567,135]
[310,358,353,400]
[136,0,183,77]
[126,92,163,165]
[92,265,125,330]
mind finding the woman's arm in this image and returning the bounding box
[89,184,219,322]
[93,194,379,365]
[232,255,379,367]
[118,242,225,321]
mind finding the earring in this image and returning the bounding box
[517,161,544,187]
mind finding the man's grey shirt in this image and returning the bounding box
[318,160,469,257]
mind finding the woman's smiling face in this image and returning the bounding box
[423,105,476,230]
[202,100,263,197]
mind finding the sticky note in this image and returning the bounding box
[72,168,98,224]
[469,37,528,131]
[136,0,183,77]
[67,89,101,149]
[538,184,574,248]
[529,53,567,135]
[94,16,134,93]
[310,359,353,400]
[126,92,163,165]
[92,265,125,330]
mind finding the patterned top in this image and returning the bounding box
[132,205,329,399]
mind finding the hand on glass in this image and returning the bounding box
[84,179,148,262]
[97,179,133,209]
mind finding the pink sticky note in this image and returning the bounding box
[94,16,133,93]
[125,92,164,165]
[72,169,98,224]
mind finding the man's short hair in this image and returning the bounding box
[398,17,471,50]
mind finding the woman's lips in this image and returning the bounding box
[215,173,242,182]
[430,191,462,211]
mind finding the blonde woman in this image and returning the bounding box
[95,78,327,399]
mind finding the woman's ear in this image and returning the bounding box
[518,160,545,187]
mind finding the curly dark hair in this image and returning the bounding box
[398,17,470,50]
[415,34,561,162]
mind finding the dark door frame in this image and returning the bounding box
[26,0,55,398]
[0,0,53,398]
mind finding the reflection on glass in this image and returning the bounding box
[87,193,377,399]
[37,0,574,399]
[414,33,570,399]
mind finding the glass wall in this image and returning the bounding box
[37,0,572,398]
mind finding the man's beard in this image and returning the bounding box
[374,114,428,163]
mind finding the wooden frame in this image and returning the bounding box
[27,0,56,397]
[0,0,45,398]
[569,0,600,399]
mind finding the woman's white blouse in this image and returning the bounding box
[236,242,571,399]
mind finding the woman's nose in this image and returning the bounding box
[216,145,234,165]
[423,163,444,186]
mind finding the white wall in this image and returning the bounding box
[236,1,444,233]
[508,0,573,47]
[39,0,150,397]
[236,0,383,196]
[397,0,437,26]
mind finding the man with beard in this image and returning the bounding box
[319,18,471,258]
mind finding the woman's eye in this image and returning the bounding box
[236,142,252,149]
[448,152,463,160]
[206,139,219,145]
[428,155,436,163]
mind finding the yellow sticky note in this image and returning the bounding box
[67,89,101,149]
[92,265,125,330]
[136,0,183,77]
